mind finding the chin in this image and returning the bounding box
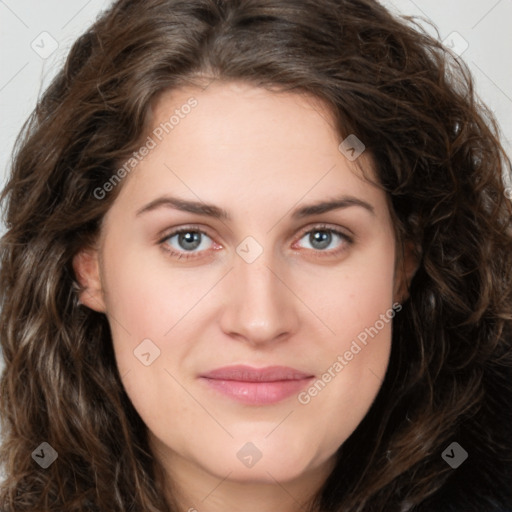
[209,459,313,484]
[198,439,325,485]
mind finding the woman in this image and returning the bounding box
[0,0,511,511]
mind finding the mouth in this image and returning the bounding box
[199,365,315,405]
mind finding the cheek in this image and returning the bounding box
[101,256,199,431]
[101,246,204,340]
[100,247,216,393]
[296,309,392,463]
[293,242,396,448]
[307,237,397,344]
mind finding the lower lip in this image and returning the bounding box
[200,377,314,405]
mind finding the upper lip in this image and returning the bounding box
[200,365,314,382]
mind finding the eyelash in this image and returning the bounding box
[158,224,354,261]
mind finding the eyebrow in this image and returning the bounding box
[135,194,375,220]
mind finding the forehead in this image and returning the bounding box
[109,81,385,222]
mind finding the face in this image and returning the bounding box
[74,81,412,490]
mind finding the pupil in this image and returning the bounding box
[311,231,331,250]
[179,232,201,250]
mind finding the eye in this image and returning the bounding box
[159,224,353,261]
[160,227,215,260]
[294,225,353,257]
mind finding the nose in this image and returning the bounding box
[218,245,300,347]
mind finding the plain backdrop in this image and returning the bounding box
[0,1,511,378]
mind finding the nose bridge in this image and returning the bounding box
[219,236,297,344]
[237,249,278,304]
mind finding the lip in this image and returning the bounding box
[199,365,315,405]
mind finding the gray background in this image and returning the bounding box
[0,1,511,388]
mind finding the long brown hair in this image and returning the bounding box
[1,1,511,510]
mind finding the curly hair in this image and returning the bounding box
[1,0,511,510]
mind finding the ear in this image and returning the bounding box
[394,239,420,304]
[72,247,106,313]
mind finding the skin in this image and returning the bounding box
[74,81,417,512]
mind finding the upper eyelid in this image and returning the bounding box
[297,223,353,239]
[159,226,211,244]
